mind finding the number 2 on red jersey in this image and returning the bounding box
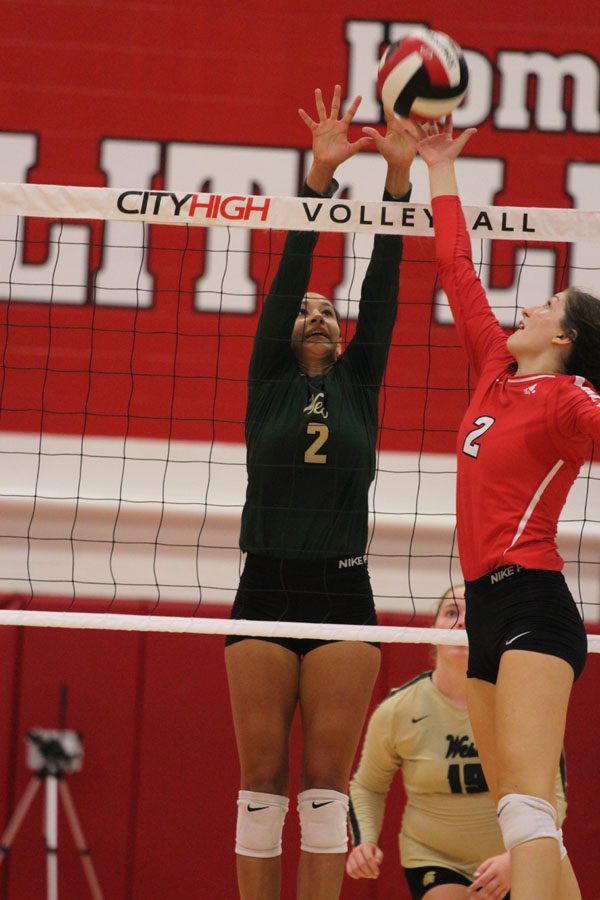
[462,416,495,459]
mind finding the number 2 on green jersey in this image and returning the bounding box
[305,423,329,464]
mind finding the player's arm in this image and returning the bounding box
[554,379,600,446]
[342,113,415,387]
[251,86,372,381]
[249,183,325,382]
[401,117,510,376]
[347,696,401,879]
[431,193,510,375]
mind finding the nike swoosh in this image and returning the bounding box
[247,805,269,812]
[411,715,430,723]
[505,630,532,646]
[312,801,334,809]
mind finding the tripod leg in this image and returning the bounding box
[45,776,58,900]
[58,781,104,900]
[0,777,42,867]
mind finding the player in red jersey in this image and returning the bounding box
[400,115,600,900]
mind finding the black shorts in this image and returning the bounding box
[465,566,587,684]
[404,866,472,899]
[225,552,378,656]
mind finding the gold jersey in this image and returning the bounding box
[349,672,566,879]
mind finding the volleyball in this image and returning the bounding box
[377,29,469,122]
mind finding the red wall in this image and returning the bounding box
[0,601,598,899]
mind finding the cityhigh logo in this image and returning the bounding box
[116,190,271,222]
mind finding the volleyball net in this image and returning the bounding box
[0,180,599,648]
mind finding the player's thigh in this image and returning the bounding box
[225,639,300,787]
[466,677,499,801]
[559,854,582,900]
[495,648,573,801]
[422,886,469,899]
[298,640,380,788]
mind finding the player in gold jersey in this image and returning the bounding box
[346,586,566,899]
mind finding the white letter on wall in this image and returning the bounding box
[165,144,298,313]
[0,134,89,304]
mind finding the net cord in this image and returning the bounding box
[0,611,598,650]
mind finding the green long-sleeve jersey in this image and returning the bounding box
[239,183,410,560]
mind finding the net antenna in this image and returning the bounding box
[0,181,599,650]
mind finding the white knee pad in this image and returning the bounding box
[235,791,289,858]
[497,793,560,851]
[297,789,349,854]
[557,827,568,860]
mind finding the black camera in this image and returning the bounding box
[26,729,84,777]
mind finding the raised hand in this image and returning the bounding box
[299,85,373,192]
[402,115,477,167]
[362,108,417,171]
[395,115,477,197]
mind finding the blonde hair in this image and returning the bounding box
[432,584,465,625]
[429,584,465,667]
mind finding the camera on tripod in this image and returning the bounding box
[26,729,84,777]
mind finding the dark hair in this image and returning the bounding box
[561,288,600,391]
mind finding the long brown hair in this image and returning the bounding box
[561,288,600,391]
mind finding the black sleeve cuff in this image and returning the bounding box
[383,184,412,203]
[301,178,339,199]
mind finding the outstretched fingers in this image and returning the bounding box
[361,125,383,149]
[342,92,363,123]
[347,135,374,156]
[298,106,317,130]
[397,117,429,142]
[314,86,328,121]
[452,127,478,152]
[329,83,342,118]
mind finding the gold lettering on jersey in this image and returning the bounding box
[305,423,329,465]
[423,871,437,887]
[304,391,328,419]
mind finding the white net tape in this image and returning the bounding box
[0,611,598,651]
[0,181,599,241]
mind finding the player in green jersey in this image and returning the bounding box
[225,86,416,900]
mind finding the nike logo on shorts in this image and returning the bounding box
[505,631,532,646]
[411,715,430,723]
[247,805,269,812]
[312,801,334,809]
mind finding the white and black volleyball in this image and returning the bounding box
[377,29,469,121]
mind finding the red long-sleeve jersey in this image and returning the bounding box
[433,195,600,581]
